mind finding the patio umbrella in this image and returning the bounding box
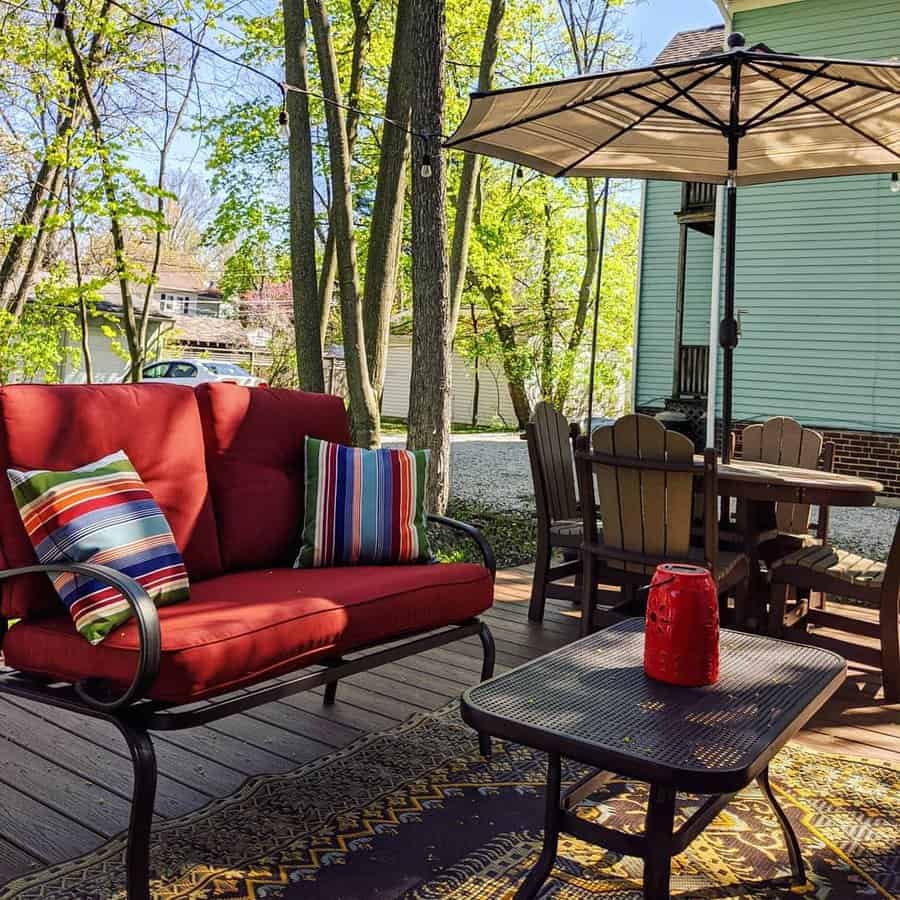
[445,32,900,459]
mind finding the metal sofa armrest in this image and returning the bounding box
[0,563,161,712]
[427,514,496,578]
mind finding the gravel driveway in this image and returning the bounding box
[388,431,898,561]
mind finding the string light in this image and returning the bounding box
[892,172,900,193]
[515,165,524,180]
[49,0,67,44]
[420,154,433,178]
[278,91,290,140]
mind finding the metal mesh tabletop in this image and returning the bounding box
[462,619,845,793]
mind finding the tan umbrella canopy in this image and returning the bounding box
[446,33,900,453]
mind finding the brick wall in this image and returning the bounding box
[731,423,900,498]
[638,407,900,498]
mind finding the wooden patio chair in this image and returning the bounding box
[526,402,588,622]
[576,414,750,637]
[769,523,900,701]
[738,416,835,558]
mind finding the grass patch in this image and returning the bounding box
[380,416,519,437]
[430,498,536,569]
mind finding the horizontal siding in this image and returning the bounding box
[635,0,900,432]
[636,180,682,406]
[381,336,518,427]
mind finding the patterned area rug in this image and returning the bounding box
[2,705,897,899]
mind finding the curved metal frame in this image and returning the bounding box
[0,527,498,900]
[428,513,497,577]
[0,563,160,711]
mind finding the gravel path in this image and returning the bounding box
[389,431,898,561]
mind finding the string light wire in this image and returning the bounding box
[50,0,445,149]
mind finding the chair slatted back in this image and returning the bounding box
[741,417,823,534]
[589,414,700,573]
[527,402,578,524]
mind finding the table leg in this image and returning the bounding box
[737,498,778,630]
[643,784,676,900]
[515,752,562,900]
[757,766,808,888]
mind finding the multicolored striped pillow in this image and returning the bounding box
[7,450,189,644]
[295,437,431,567]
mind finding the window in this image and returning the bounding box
[143,363,170,378]
[205,362,249,377]
[169,363,197,378]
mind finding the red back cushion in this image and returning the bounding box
[196,383,350,571]
[0,384,223,618]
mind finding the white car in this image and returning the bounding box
[140,358,266,387]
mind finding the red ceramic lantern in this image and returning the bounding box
[644,563,719,687]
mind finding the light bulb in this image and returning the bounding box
[891,173,900,194]
[278,109,290,140]
[50,10,67,44]
[420,155,433,178]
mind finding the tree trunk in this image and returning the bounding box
[470,302,480,428]
[283,0,325,391]
[65,2,142,380]
[448,0,505,340]
[362,0,413,399]
[0,162,58,310]
[540,198,554,397]
[553,177,599,408]
[407,0,451,514]
[308,0,379,446]
[317,0,374,347]
[10,165,64,316]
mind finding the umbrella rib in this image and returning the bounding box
[745,83,855,133]
[623,87,728,132]
[655,69,728,130]
[443,61,723,149]
[554,63,728,178]
[754,58,900,98]
[747,61,900,162]
[740,62,830,132]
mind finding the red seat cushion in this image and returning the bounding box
[0,384,223,618]
[196,383,350,570]
[2,563,493,703]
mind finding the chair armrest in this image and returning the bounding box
[427,514,496,578]
[0,563,161,712]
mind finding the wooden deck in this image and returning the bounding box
[0,565,896,887]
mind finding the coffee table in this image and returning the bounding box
[460,619,845,899]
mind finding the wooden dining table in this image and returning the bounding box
[703,457,884,625]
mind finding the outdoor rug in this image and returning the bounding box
[2,705,897,899]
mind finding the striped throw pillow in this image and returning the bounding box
[7,450,189,644]
[295,437,431,567]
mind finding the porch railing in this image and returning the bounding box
[683,181,716,210]
[677,344,709,398]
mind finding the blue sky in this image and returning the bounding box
[627,0,724,63]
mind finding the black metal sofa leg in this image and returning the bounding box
[478,623,496,758]
[116,721,158,900]
[324,680,338,706]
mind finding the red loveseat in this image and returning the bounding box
[0,382,496,900]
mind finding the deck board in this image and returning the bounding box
[0,565,896,886]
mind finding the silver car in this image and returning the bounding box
[140,358,266,387]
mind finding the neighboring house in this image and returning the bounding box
[633,0,900,494]
[60,298,172,384]
[381,332,519,428]
[155,273,227,318]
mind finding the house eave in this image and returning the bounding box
[716,0,807,17]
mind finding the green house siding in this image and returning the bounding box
[636,182,716,406]
[635,0,900,432]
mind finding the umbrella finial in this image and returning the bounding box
[727,32,746,49]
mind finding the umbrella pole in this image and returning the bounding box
[585,176,610,436]
[721,178,738,461]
